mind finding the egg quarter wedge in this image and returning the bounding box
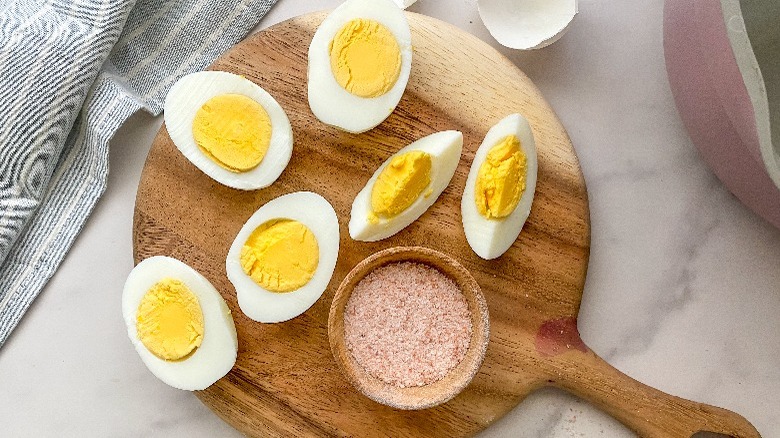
[307,0,412,133]
[349,130,463,242]
[462,114,538,260]
[226,192,340,323]
[164,71,293,190]
[122,256,238,391]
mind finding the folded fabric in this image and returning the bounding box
[0,0,277,347]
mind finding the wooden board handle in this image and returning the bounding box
[547,348,760,438]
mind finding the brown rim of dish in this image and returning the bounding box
[328,246,490,410]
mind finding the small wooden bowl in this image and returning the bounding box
[328,246,490,410]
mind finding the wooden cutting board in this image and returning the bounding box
[133,11,760,438]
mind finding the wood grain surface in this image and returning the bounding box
[133,11,760,438]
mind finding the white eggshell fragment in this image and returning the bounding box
[392,0,417,9]
[462,114,538,260]
[226,192,340,323]
[478,0,578,50]
[307,0,413,133]
[164,71,293,190]
[122,256,238,391]
[349,130,463,242]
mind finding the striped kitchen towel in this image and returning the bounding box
[0,0,277,347]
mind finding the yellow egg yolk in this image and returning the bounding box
[475,135,527,219]
[329,19,402,98]
[371,151,432,220]
[192,93,272,172]
[136,278,204,361]
[240,219,319,293]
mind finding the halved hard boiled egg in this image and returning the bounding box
[122,256,238,390]
[164,71,293,190]
[226,192,340,323]
[462,114,538,260]
[308,0,412,133]
[349,130,463,241]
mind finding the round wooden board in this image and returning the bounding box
[134,11,590,437]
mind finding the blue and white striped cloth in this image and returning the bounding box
[0,0,277,347]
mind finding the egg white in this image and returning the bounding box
[307,0,412,133]
[349,130,463,241]
[462,113,538,260]
[122,256,238,391]
[226,192,340,323]
[164,71,293,190]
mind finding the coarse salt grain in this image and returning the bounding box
[343,262,473,388]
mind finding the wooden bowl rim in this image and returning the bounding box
[328,246,490,410]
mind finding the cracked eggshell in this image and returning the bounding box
[392,0,417,9]
[478,0,578,50]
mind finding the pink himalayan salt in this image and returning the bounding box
[344,262,473,388]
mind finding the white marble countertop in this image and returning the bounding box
[2,0,779,436]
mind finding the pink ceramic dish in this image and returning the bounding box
[664,0,780,229]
